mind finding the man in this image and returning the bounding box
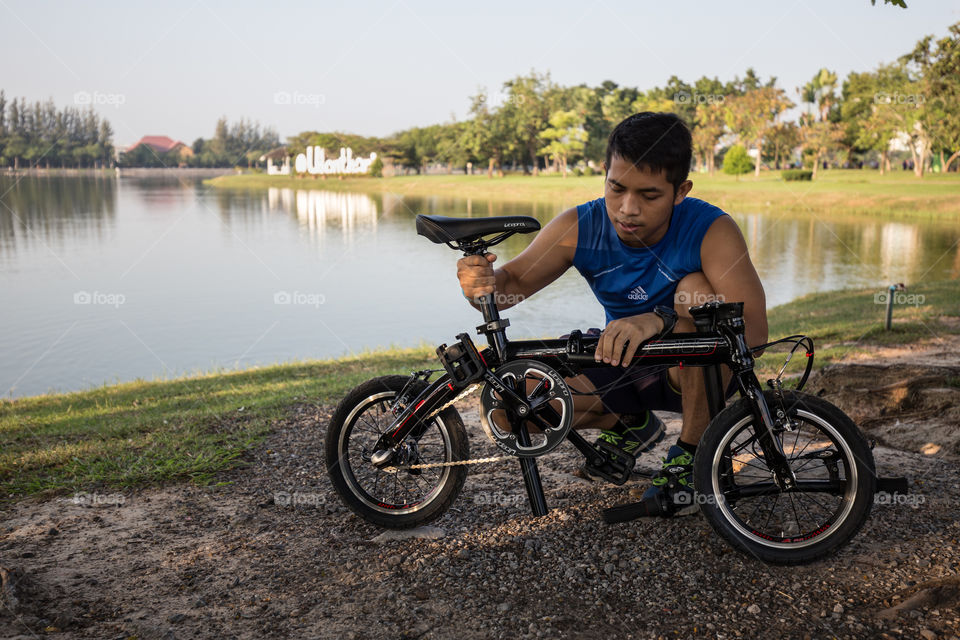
[457,112,767,514]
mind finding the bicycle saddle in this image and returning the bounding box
[416,214,540,245]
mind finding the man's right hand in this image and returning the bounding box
[457,253,497,301]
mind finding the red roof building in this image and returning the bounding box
[127,135,194,157]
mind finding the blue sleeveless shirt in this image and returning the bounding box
[572,196,727,323]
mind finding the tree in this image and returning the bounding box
[902,23,960,173]
[725,85,793,177]
[722,145,754,179]
[538,109,587,178]
[463,89,512,177]
[764,122,800,170]
[842,64,908,174]
[601,86,641,126]
[801,68,839,123]
[799,115,844,179]
[691,101,726,175]
[97,120,113,168]
[434,121,471,174]
[499,71,553,175]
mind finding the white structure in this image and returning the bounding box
[294,147,377,175]
[266,155,291,175]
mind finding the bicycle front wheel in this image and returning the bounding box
[694,390,875,565]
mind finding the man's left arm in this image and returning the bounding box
[699,216,768,349]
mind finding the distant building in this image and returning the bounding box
[127,135,195,160]
[259,147,291,175]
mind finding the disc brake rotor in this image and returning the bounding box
[479,360,573,457]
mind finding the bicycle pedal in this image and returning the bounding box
[584,440,636,486]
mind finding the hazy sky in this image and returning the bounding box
[2,1,957,147]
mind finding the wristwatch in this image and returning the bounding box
[652,305,678,338]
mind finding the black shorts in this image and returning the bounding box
[572,328,737,416]
[580,365,685,415]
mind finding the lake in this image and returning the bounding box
[1,173,957,398]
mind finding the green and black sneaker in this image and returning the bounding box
[579,410,666,482]
[642,444,697,516]
[596,410,666,458]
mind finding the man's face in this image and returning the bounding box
[603,154,692,247]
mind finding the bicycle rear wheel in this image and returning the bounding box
[694,390,875,565]
[325,375,469,529]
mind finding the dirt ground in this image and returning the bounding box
[2,337,959,640]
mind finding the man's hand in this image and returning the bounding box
[594,313,664,367]
[457,253,497,301]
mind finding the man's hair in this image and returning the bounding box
[605,112,692,191]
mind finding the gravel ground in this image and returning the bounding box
[1,392,959,640]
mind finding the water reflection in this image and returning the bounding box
[1,175,958,398]
[222,185,957,304]
[0,174,116,255]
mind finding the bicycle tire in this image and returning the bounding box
[325,375,469,529]
[694,390,875,565]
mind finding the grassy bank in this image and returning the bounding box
[2,280,958,504]
[206,170,960,219]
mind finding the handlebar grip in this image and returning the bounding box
[602,495,669,523]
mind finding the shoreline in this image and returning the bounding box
[2,167,236,177]
[205,170,960,220]
[1,279,957,503]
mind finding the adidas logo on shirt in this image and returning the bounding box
[627,285,649,301]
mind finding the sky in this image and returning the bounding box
[1,0,958,148]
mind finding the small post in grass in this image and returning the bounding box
[885,283,906,330]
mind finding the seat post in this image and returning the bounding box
[477,292,508,362]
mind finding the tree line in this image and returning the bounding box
[344,22,959,179]
[116,117,281,169]
[0,93,114,170]
[3,22,954,178]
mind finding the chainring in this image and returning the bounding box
[478,359,574,457]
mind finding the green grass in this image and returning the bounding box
[0,346,435,505]
[757,279,960,375]
[206,169,960,219]
[2,280,958,504]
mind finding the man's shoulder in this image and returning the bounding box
[576,197,605,215]
[677,196,726,218]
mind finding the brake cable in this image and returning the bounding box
[750,334,815,391]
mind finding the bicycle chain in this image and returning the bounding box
[423,382,481,421]
[384,382,515,471]
[383,455,512,472]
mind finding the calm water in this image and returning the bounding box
[1,174,958,398]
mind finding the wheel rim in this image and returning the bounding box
[710,408,859,550]
[338,391,454,515]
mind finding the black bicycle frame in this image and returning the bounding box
[375,293,797,514]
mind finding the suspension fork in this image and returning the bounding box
[736,369,797,490]
[716,313,797,491]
